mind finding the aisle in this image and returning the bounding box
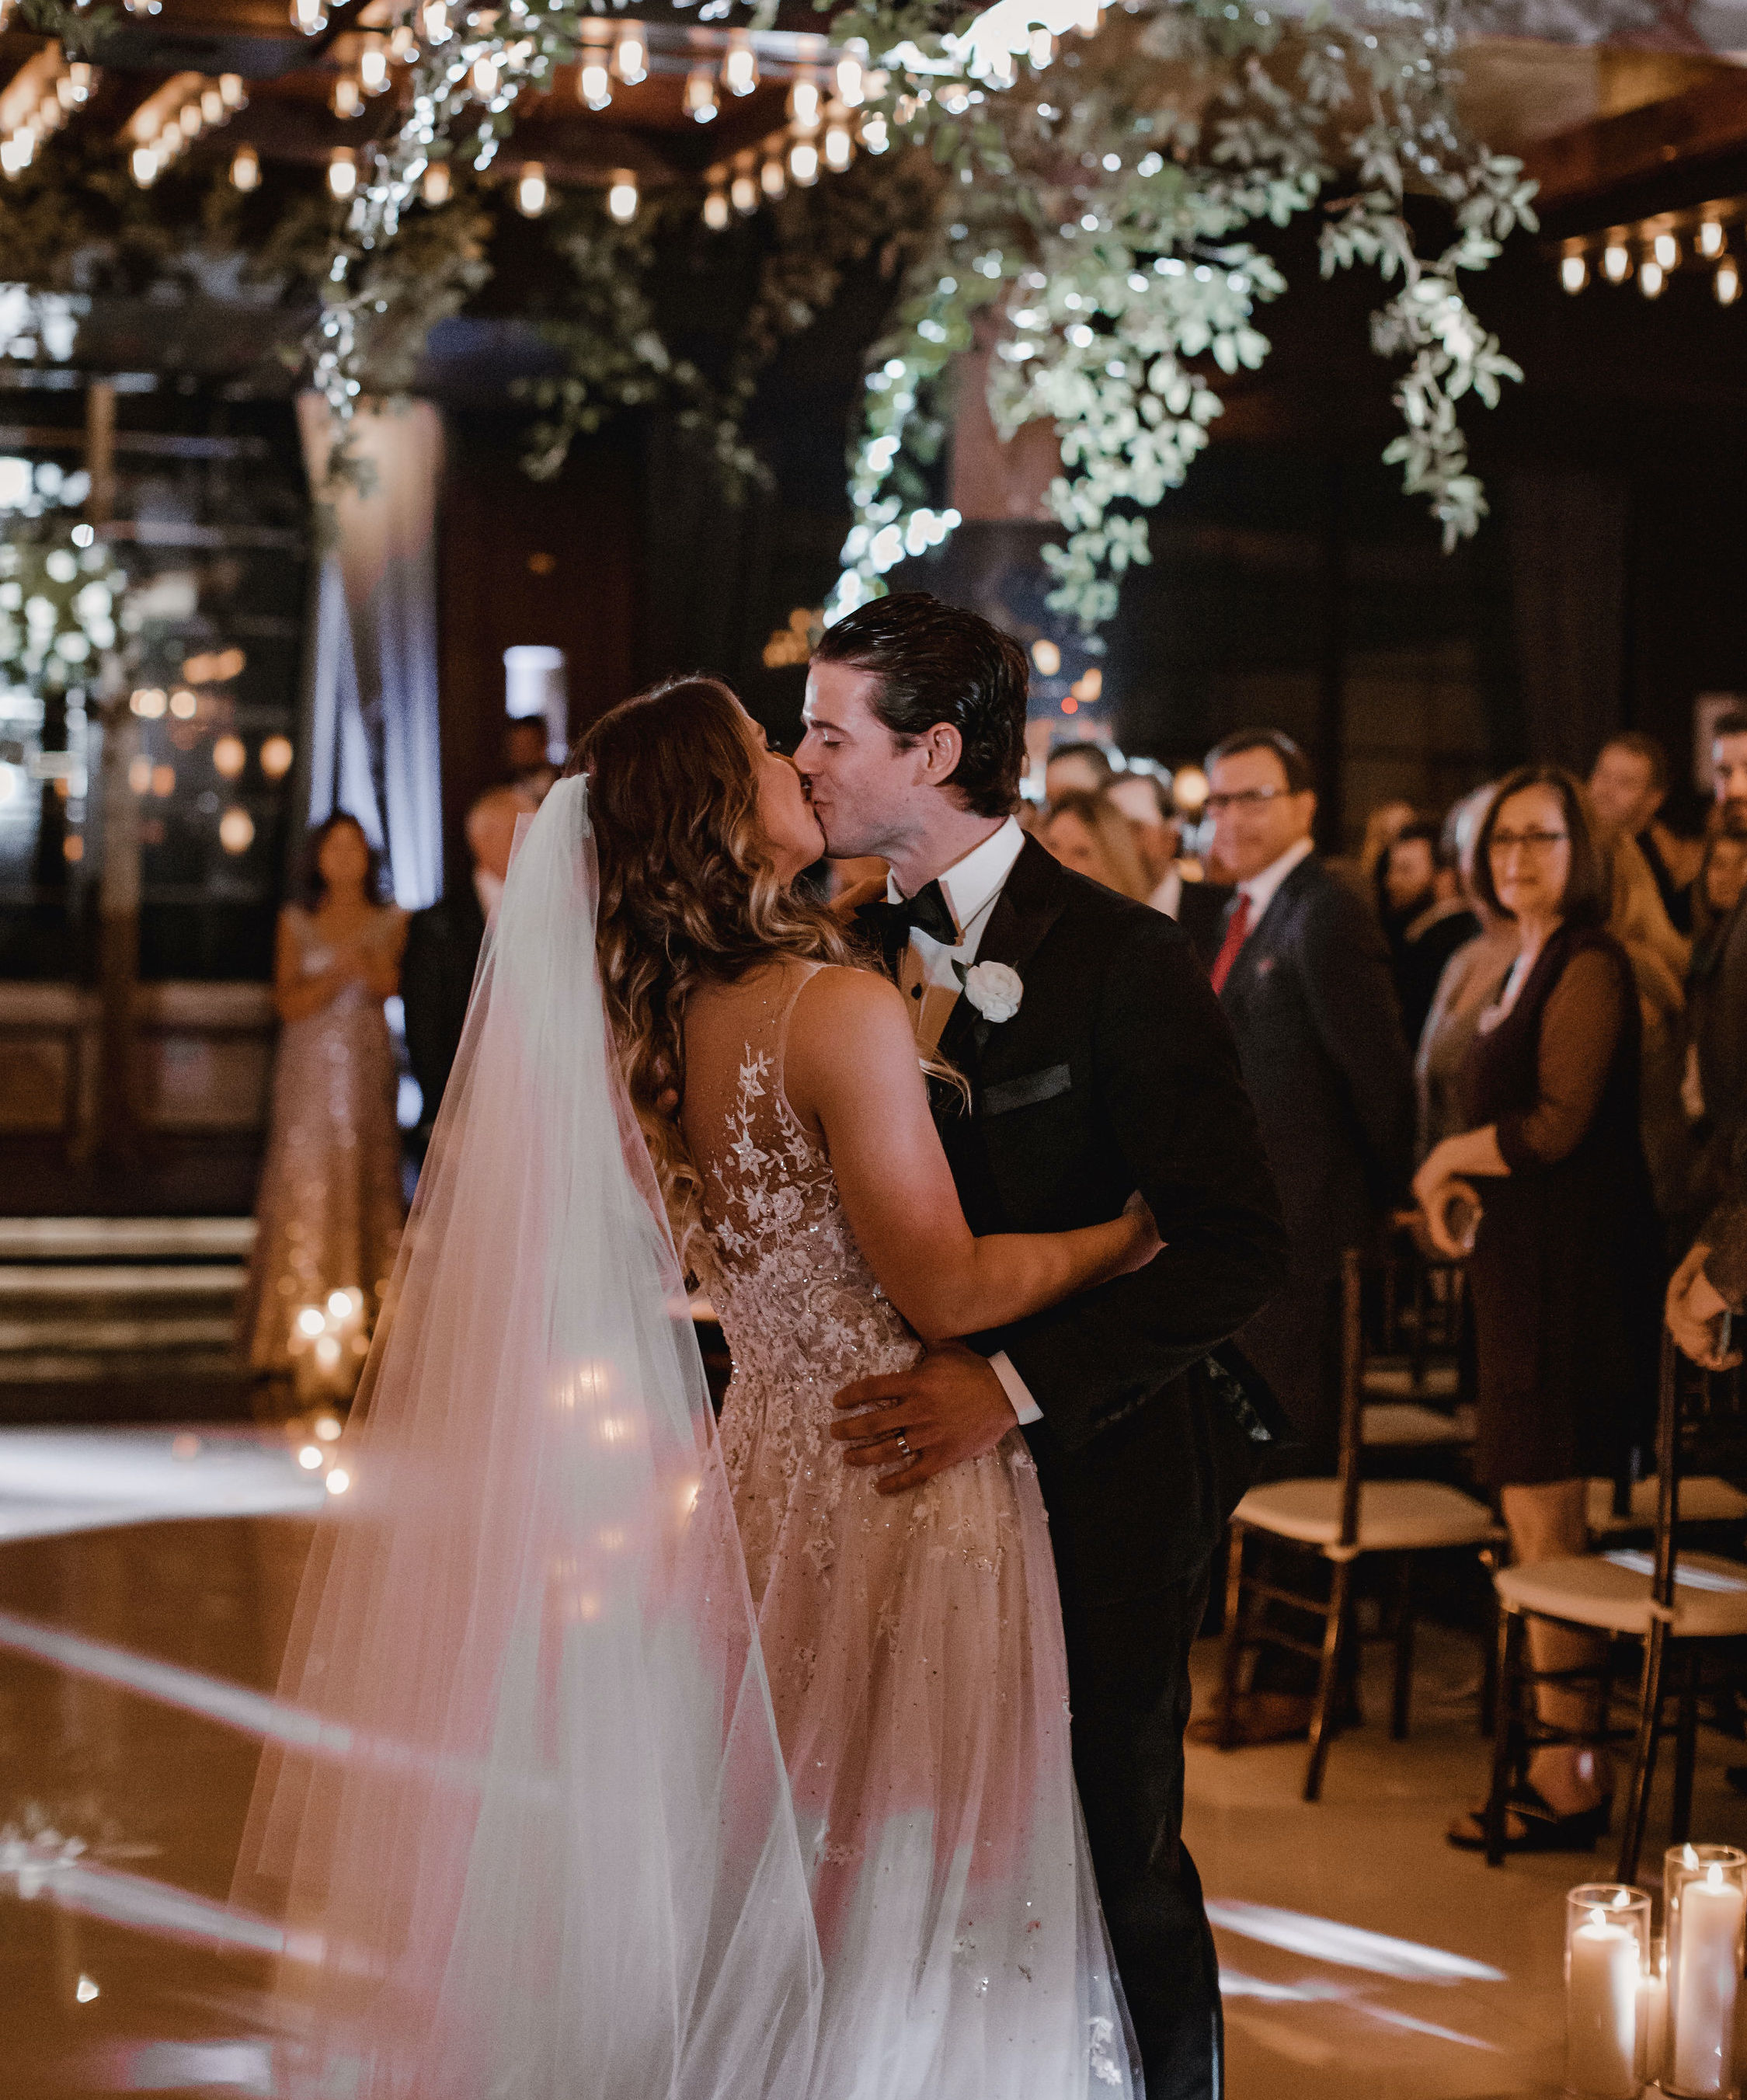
[1190,1622,1747,2097]
[4,1433,1746,2097]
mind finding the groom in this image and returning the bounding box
[798,593,1289,2100]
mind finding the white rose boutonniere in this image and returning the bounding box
[955,959,1024,1024]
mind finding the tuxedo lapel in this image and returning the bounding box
[936,834,1070,1078]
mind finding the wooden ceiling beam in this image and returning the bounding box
[1524,68,1747,207]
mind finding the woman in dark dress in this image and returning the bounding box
[1413,766,1659,1850]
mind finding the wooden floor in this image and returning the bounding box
[4,1426,1747,2098]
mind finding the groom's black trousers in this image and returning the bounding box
[1058,1551,1221,2100]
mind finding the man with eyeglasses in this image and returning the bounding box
[1186,730,1414,1745]
[1202,734,1414,1423]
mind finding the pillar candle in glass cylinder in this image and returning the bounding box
[1667,1844,1747,2098]
[1644,1937,1669,2088]
[1568,1884,1651,2099]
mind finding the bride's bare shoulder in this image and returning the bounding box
[785,963,917,1099]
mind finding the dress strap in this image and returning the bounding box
[772,960,830,1122]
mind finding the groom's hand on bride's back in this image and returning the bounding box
[830,1342,1016,1495]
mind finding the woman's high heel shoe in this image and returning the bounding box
[1446,1783,1613,1854]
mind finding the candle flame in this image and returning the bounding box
[1707,1861,1726,1891]
[1684,1844,1700,1868]
[1611,1888,1630,1907]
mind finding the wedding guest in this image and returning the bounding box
[1107,769,1187,914]
[1691,711,1747,1208]
[506,714,559,803]
[402,785,534,1154]
[1648,787,1710,938]
[237,813,408,1389]
[1359,798,1416,886]
[1415,785,1517,1159]
[1380,819,1481,1049]
[1591,731,1694,936]
[1043,738,1115,806]
[1204,729,1414,1456]
[1417,768,1659,1851]
[1042,789,1151,901]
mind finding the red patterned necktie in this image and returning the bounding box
[1209,891,1253,994]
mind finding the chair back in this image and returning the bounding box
[1335,1246,1364,1551]
[1647,1331,1747,1611]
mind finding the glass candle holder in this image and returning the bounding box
[1568,1884,1651,2098]
[1644,1936,1670,2089]
[1666,1844,1747,2098]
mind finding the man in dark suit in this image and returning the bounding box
[795,594,1289,2100]
[400,785,533,1158]
[1201,729,1414,1462]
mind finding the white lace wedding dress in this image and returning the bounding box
[688,961,1139,2100]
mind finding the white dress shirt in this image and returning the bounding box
[1234,833,1314,925]
[892,816,1027,1051]
[891,817,1042,1426]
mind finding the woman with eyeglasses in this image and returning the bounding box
[1414,766,1659,1852]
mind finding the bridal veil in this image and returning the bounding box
[233,776,823,2098]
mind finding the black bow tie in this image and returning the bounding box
[854,881,959,979]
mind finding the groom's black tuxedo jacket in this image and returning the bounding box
[931,836,1290,1605]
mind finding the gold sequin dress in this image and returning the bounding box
[238,904,406,1381]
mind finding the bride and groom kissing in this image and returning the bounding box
[237,591,1289,2100]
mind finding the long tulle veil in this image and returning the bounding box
[232,775,823,2098]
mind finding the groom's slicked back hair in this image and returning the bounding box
[813,592,1028,820]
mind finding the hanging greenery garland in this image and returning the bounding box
[827,0,1534,630]
[314,0,1534,636]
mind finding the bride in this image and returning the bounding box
[235,676,1155,2099]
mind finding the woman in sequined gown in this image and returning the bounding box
[238,812,407,1384]
[581,680,1153,2099]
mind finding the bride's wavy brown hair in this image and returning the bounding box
[573,675,858,1252]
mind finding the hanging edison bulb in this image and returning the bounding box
[1652,229,1678,270]
[290,0,327,33]
[389,23,417,61]
[578,49,612,110]
[421,158,452,205]
[131,143,159,186]
[221,73,247,107]
[760,149,786,201]
[702,183,729,230]
[788,134,818,186]
[835,53,865,106]
[471,52,499,98]
[201,86,225,124]
[730,152,758,214]
[860,110,889,153]
[419,0,451,45]
[359,43,389,93]
[328,145,358,199]
[1559,250,1587,294]
[332,75,364,118]
[684,66,718,123]
[230,140,260,191]
[613,25,646,83]
[1699,220,1725,259]
[722,33,757,96]
[788,76,821,128]
[517,162,548,217]
[607,168,639,223]
[1638,256,1665,298]
[1717,255,1742,306]
[1602,239,1630,284]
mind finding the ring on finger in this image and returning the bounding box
[895,1432,912,1459]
